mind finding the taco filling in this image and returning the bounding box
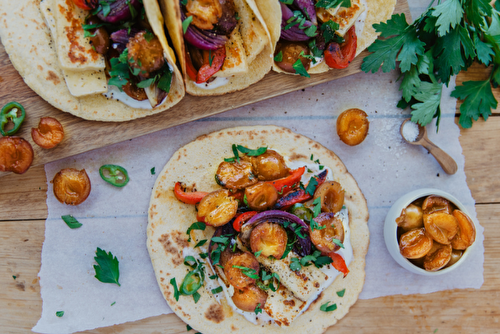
[173,145,353,326]
[274,0,366,76]
[40,0,176,108]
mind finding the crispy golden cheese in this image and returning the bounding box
[316,0,366,37]
[216,29,249,77]
[41,0,107,96]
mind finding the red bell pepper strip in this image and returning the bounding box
[174,182,208,205]
[326,252,349,277]
[274,170,328,210]
[324,26,357,70]
[230,190,245,202]
[184,49,198,82]
[197,47,226,84]
[233,211,258,232]
[266,166,306,195]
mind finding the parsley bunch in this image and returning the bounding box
[362,0,500,129]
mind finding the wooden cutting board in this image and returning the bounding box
[0,0,409,177]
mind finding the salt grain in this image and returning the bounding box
[402,121,420,142]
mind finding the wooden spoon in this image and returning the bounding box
[400,119,458,175]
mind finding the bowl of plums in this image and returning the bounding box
[384,188,477,276]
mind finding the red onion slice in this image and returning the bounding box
[293,0,317,26]
[181,10,228,50]
[97,0,142,23]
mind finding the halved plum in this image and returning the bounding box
[423,212,458,245]
[232,284,268,312]
[313,181,344,213]
[310,212,344,253]
[224,252,260,289]
[52,168,91,205]
[251,150,289,181]
[422,195,453,215]
[250,222,287,258]
[396,204,424,231]
[245,182,278,211]
[216,159,257,189]
[197,189,238,226]
[450,210,476,250]
[423,242,452,271]
[399,228,433,259]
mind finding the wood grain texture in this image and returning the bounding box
[0,1,410,177]
[0,203,497,334]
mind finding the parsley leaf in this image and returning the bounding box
[237,145,267,156]
[211,286,223,294]
[186,222,206,242]
[410,81,443,127]
[292,59,310,78]
[331,238,345,249]
[255,303,263,314]
[312,197,322,217]
[194,239,207,248]
[315,0,351,9]
[431,0,464,36]
[61,215,82,229]
[321,20,341,44]
[56,311,64,317]
[451,79,497,128]
[93,247,120,286]
[290,257,302,271]
[150,167,156,175]
[337,288,346,297]
[233,265,259,279]
[232,144,240,163]
[193,291,201,303]
[305,176,318,196]
[320,301,337,312]
[274,51,283,62]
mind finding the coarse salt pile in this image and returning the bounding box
[402,121,420,142]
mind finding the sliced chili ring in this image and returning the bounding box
[0,102,26,136]
[99,164,130,187]
[180,269,204,295]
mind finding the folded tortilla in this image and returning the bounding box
[160,0,273,96]
[147,125,370,333]
[254,0,397,75]
[0,0,185,121]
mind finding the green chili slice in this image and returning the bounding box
[0,102,26,136]
[99,164,130,187]
[290,203,313,222]
[180,269,204,295]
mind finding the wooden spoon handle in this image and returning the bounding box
[421,137,458,175]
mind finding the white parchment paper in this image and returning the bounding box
[33,3,484,333]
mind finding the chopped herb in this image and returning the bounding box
[232,144,240,163]
[313,255,333,268]
[290,257,302,271]
[310,154,314,160]
[304,24,318,37]
[314,159,321,164]
[315,0,351,9]
[209,50,213,67]
[307,168,313,173]
[300,254,317,266]
[181,0,188,4]
[254,303,263,314]
[279,0,294,4]
[200,252,209,259]
[310,218,326,231]
[187,324,192,331]
[209,274,218,280]
[182,16,193,34]
[150,167,155,175]
[235,11,240,20]
[321,20,342,44]
[211,286,223,294]
[305,176,318,196]
[194,239,207,248]
[186,222,206,242]
[312,197,321,217]
[193,291,201,303]
[319,165,324,170]
[126,0,137,19]
[144,31,154,42]
[12,276,16,280]
[61,215,82,229]
[233,265,259,279]
[292,58,310,78]
[254,250,263,258]
[342,205,346,210]
[320,301,337,312]
[236,145,267,156]
[93,247,120,286]
[274,51,283,62]
[111,301,116,306]
[331,238,345,249]
[157,68,173,93]
[184,256,197,269]
[137,77,155,88]
[336,288,346,297]
[224,157,235,162]
[56,311,64,317]
[243,194,248,206]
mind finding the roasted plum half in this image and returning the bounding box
[423,242,452,271]
[396,204,424,231]
[275,42,311,73]
[232,284,268,312]
[450,210,476,250]
[31,117,64,149]
[127,31,165,78]
[313,181,345,213]
[251,150,289,181]
[216,159,257,190]
[250,222,287,258]
[336,108,369,146]
[310,212,345,253]
[399,228,433,259]
[52,168,91,205]
[0,137,34,174]
[422,195,453,215]
[423,212,458,245]
[197,189,238,226]
[224,252,260,289]
[245,182,278,211]
[445,249,463,268]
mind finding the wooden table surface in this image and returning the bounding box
[1,62,499,333]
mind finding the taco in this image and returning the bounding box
[253,0,396,76]
[0,0,184,121]
[159,0,274,95]
[147,125,369,333]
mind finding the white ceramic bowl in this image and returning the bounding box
[384,188,476,276]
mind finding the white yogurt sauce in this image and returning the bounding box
[103,85,168,109]
[356,0,368,39]
[193,76,229,90]
[309,57,324,69]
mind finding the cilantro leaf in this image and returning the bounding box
[292,59,310,77]
[232,265,259,279]
[431,0,464,37]
[186,222,206,242]
[61,215,82,229]
[320,301,337,312]
[410,81,443,127]
[93,247,120,286]
[451,79,497,128]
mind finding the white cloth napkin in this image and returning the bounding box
[33,3,484,333]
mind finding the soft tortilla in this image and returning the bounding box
[254,0,397,74]
[0,0,185,122]
[160,0,273,96]
[147,125,369,333]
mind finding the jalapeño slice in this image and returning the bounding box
[0,102,26,136]
[180,269,204,295]
[99,164,130,187]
